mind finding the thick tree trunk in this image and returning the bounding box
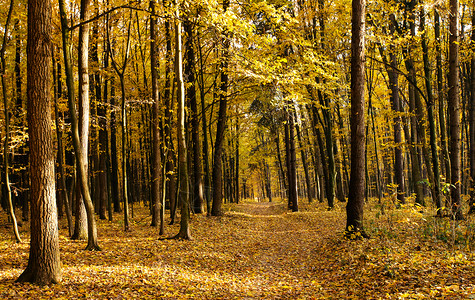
[17,0,61,282]
[346,0,367,237]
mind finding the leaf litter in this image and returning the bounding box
[0,199,475,299]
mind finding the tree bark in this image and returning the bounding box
[17,0,61,282]
[211,0,230,216]
[448,0,463,219]
[1,0,21,243]
[185,18,204,214]
[346,0,367,237]
[388,14,405,205]
[421,9,442,212]
[150,0,163,232]
[174,1,192,239]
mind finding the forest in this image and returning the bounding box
[1,0,475,297]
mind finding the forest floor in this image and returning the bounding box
[1,198,475,299]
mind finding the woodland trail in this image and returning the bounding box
[1,200,475,299]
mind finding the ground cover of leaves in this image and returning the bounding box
[0,199,475,299]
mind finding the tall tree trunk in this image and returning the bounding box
[90,8,107,220]
[389,14,405,205]
[346,0,367,237]
[17,0,61,282]
[435,9,451,193]
[1,0,21,243]
[150,0,163,233]
[448,0,463,219]
[108,10,133,231]
[185,18,204,214]
[470,6,475,213]
[211,0,230,216]
[71,0,92,243]
[53,55,73,236]
[174,1,192,239]
[58,0,99,250]
[296,122,313,203]
[163,0,177,222]
[197,29,211,213]
[421,9,442,212]
[284,102,298,211]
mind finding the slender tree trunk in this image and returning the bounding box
[469,6,475,213]
[296,122,313,203]
[1,0,21,243]
[150,0,163,230]
[163,0,177,222]
[185,18,204,214]
[197,29,211,213]
[289,108,298,212]
[421,9,442,212]
[346,0,367,237]
[211,0,230,216]
[174,1,192,239]
[53,55,73,236]
[71,0,93,244]
[435,9,451,193]
[448,0,463,219]
[17,0,61,282]
[58,0,99,250]
[389,15,405,205]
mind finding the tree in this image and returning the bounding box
[211,0,230,216]
[173,0,191,240]
[448,0,463,219]
[17,0,61,283]
[1,0,21,243]
[150,0,163,233]
[346,0,367,237]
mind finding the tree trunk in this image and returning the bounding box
[17,0,61,282]
[287,105,298,212]
[469,6,475,213]
[150,0,162,230]
[421,9,442,212]
[388,15,405,205]
[448,0,463,219]
[174,2,192,239]
[346,0,367,237]
[296,122,313,203]
[211,0,230,216]
[1,0,21,243]
[435,9,451,195]
[185,18,204,214]
[53,56,73,236]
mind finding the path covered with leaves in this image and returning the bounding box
[1,200,475,299]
